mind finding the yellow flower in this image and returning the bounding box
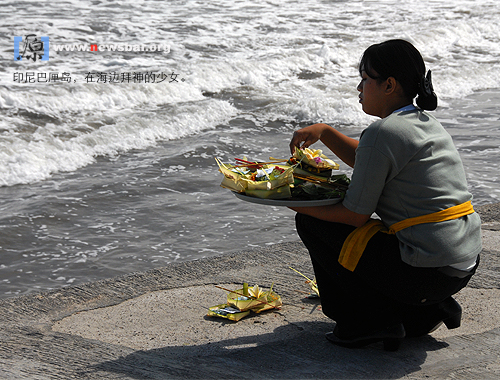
[248,284,264,299]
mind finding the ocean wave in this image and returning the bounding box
[0,99,237,186]
[1,0,499,185]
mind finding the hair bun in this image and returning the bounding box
[416,70,438,110]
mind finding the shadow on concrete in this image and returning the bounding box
[88,321,449,379]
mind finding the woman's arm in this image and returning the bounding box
[289,123,359,168]
[288,202,370,227]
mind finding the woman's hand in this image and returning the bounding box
[290,123,359,168]
[289,123,329,154]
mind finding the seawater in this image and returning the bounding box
[0,0,499,298]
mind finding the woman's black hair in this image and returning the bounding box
[359,39,438,111]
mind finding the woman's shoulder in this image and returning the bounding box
[363,110,440,139]
[360,113,410,144]
[359,117,386,139]
[359,110,446,155]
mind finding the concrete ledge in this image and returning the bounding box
[1,203,499,379]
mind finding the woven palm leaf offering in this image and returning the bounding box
[289,146,339,177]
[216,149,349,202]
[288,147,350,200]
[215,157,294,199]
[207,283,282,322]
[251,288,283,314]
[227,283,282,312]
[207,304,251,322]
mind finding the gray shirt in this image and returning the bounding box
[343,109,482,267]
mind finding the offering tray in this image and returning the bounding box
[234,192,342,207]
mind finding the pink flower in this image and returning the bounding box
[314,157,322,164]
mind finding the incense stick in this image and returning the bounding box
[232,159,288,168]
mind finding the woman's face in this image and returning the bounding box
[357,70,387,118]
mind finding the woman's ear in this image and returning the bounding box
[385,77,398,95]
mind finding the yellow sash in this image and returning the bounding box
[338,201,475,271]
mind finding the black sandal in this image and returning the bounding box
[325,323,406,351]
[403,297,462,338]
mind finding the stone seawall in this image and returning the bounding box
[0,203,499,379]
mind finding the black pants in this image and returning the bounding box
[295,213,478,333]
